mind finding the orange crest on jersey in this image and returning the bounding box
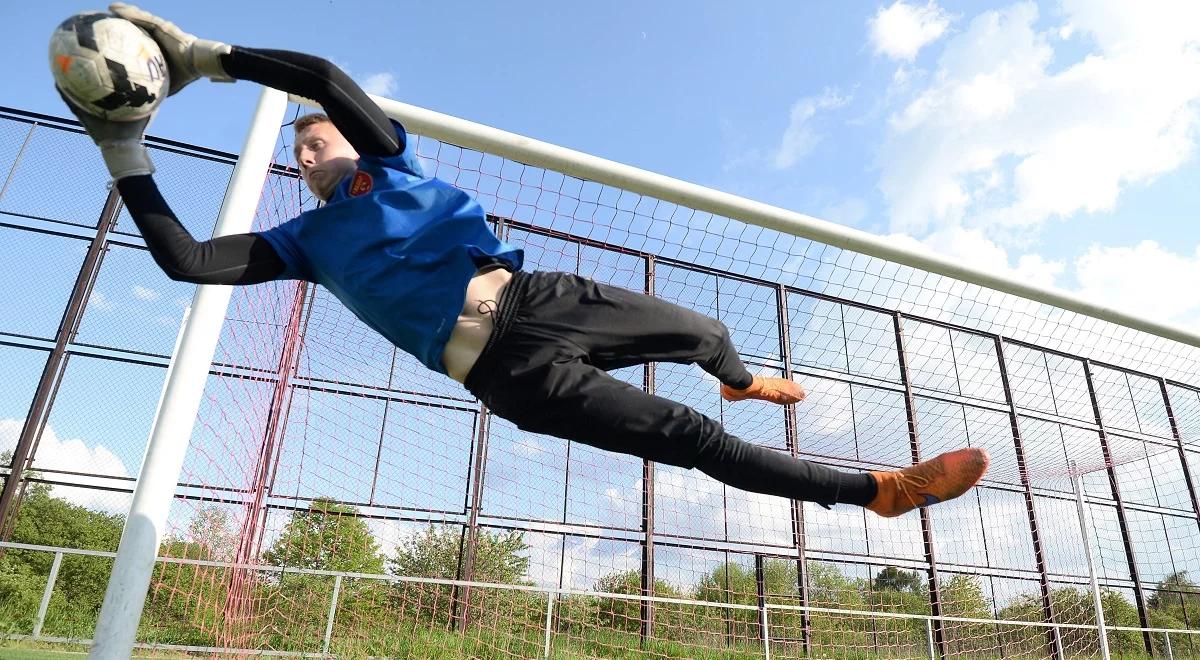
[349,170,373,196]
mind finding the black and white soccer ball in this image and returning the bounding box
[49,12,169,122]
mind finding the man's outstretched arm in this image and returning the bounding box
[117,176,287,285]
[221,48,402,158]
[55,84,289,285]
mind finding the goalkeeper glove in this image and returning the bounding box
[108,3,234,96]
[57,87,153,180]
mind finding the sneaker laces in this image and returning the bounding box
[894,459,945,500]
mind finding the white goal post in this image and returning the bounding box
[89,88,289,660]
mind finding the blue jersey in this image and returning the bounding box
[257,122,523,374]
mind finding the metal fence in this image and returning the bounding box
[4,104,1200,658]
[3,537,1199,659]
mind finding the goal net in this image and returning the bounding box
[114,91,1200,658]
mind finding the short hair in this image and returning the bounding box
[294,113,331,134]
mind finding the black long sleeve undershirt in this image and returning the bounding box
[119,47,401,285]
[117,175,287,284]
[221,47,402,157]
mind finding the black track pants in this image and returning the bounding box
[465,271,877,507]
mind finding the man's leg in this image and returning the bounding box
[490,358,878,507]
[468,271,988,516]
[534,274,801,403]
[523,273,751,386]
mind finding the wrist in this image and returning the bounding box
[193,39,235,83]
[100,140,155,180]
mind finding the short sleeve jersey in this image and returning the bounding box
[257,121,523,374]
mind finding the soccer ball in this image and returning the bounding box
[49,12,169,122]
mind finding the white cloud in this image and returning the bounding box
[90,290,115,311]
[820,197,869,227]
[1074,240,1200,326]
[869,1,952,61]
[132,285,160,301]
[887,226,1064,288]
[322,56,396,98]
[0,419,131,514]
[360,72,398,97]
[879,1,1200,236]
[772,89,851,169]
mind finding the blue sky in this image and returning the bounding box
[3,0,1200,596]
[6,0,1200,329]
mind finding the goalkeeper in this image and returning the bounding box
[62,3,988,518]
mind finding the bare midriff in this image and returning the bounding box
[441,266,514,383]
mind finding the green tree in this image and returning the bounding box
[872,566,924,594]
[263,498,384,574]
[383,524,532,633]
[0,477,124,637]
[939,574,996,655]
[783,562,877,652]
[140,505,240,647]
[862,567,928,653]
[259,498,386,652]
[691,558,801,645]
[997,586,1146,657]
[1148,571,1200,625]
[390,524,528,583]
[587,568,682,635]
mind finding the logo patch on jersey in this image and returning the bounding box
[349,170,373,196]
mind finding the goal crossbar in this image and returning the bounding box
[286,92,1200,352]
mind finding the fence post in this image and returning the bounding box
[1164,631,1174,660]
[761,604,772,660]
[1070,460,1112,660]
[925,618,936,660]
[322,574,343,656]
[543,591,556,660]
[32,551,63,637]
[756,554,771,659]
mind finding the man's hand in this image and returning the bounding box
[108,3,233,96]
[58,87,153,180]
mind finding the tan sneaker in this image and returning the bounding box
[866,447,989,517]
[720,375,805,405]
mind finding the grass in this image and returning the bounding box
[0,636,1169,659]
[0,640,194,659]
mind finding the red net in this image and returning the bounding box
[128,107,1200,658]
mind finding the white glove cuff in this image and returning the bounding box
[101,140,155,180]
[193,40,235,83]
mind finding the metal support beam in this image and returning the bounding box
[756,554,771,659]
[322,574,342,655]
[776,283,811,655]
[224,280,310,628]
[994,338,1065,660]
[1071,461,1113,660]
[454,215,509,632]
[0,187,122,540]
[1081,361,1154,655]
[893,313,947,659]
[453,405,491,631]
[640,254,657,646]
[1159,379,1200,526]
[32,551,63,637]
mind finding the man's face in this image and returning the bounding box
[294,121,360,201]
